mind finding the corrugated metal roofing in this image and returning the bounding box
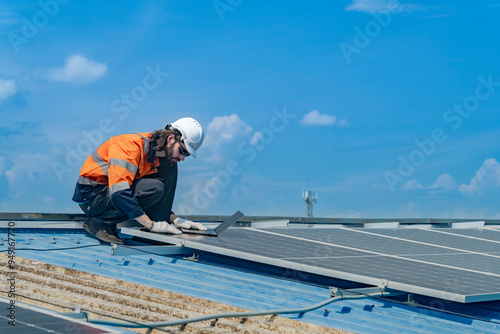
[2,224,500,333]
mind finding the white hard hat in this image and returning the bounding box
[168,117,204,158]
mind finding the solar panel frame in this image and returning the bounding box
[121,227,500,303]
[0,298,118,334]
[358,228,500,253]
[437,228,500,242]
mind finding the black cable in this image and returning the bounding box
[337,288,500,325]
[0,243,107,252]
[0,289,74,311]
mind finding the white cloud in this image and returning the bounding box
[203,114,253,162]
[337,118,349,127]
[44,54,108,84]
[459,158,500,196]
[4,153,52,200]
[345,0,420,14]
[400,174,456,192]
[299,110,349,127]
[401,179,424,191]
[0,78,18,100]
[250,132,262,145]
[206,114,253,145]
[0,152,74,212]
[346,0,396,13]
[4,153,50,184]
[429,173,456,191]
[176,114,254,211]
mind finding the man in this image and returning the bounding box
[72,117,207,244]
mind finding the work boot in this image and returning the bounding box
[83,218,125,245]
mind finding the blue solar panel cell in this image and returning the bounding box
[360,228,500,254]
[0,299,115,334]
[121,227,500,303]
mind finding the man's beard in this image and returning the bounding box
[165,141,177,166]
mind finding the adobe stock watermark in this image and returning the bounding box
[176,107,295,214]
[213,0,243,21]
[7,0,71,54]
[339,0,402,64]
[384,74,500,191]
[51,64,169,182]
[6,222,17,327]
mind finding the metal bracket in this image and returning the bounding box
[329,286,406,299]
[110,243,118,255]
[378,280,389,289]
[329,287,339,298]
[183,253,199,261]
[405,293,420,306]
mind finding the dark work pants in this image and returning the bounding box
[79,160,178,226]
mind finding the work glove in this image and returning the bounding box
[173,217,207,231]
[149,221,182,235]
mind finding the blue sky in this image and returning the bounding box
[1,0,500,219]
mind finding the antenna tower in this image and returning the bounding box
[302,180,317,217]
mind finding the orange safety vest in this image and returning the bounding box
[73,133,160,218]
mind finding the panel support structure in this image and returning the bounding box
[111,245,192,256]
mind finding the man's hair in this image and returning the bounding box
[151,129,181,152]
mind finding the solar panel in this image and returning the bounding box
[0,298,118,334]
[120,227,500,303]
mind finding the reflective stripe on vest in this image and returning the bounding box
[91,150,109,176]
[136,133,150,156]
[77,175,103,185]
[109,181,131,196]
[109,158,138,175]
